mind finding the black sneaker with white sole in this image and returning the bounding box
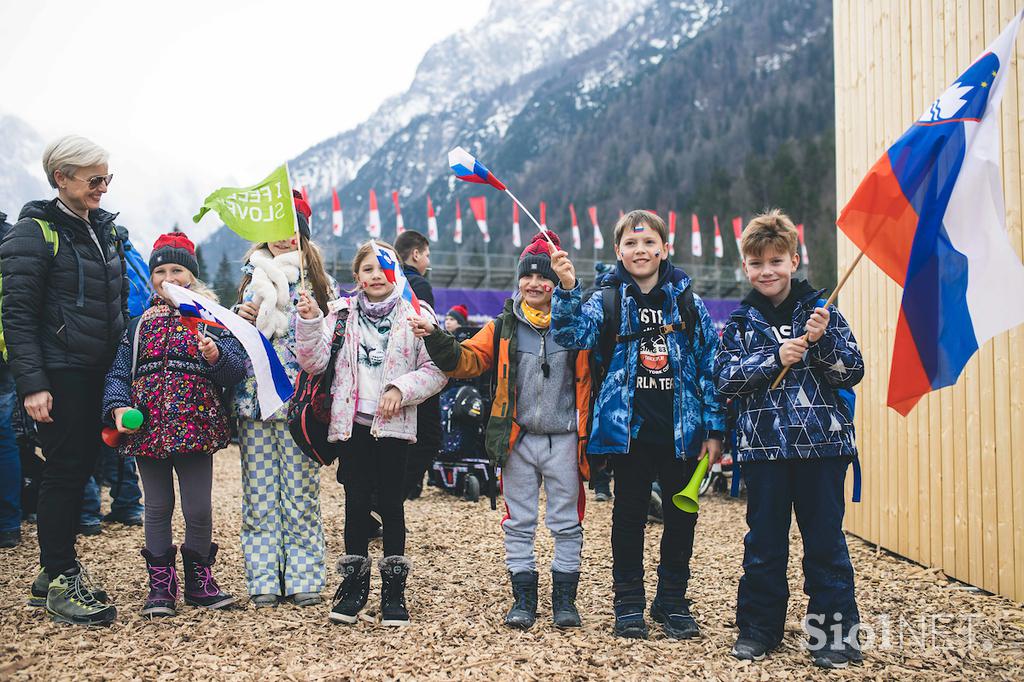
[731,636,772,661]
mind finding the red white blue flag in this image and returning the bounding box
[448,147,507,191]
[837,11,1024,414]
[372,242,422,315]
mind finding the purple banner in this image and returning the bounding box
[434,287,739,330]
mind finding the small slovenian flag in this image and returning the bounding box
[426,197,438,242]
[371,242,422,315]
[162,282,293,420]
[448,147,507,191]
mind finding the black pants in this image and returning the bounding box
[403,394,440,498]
[736,457,859,648]
[340,424,409,558]
[35,369,106,576]
[610,441,700,586]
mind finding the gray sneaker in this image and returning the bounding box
[250,594,279,608]
[292,592,322,607]
[46,570,117,626]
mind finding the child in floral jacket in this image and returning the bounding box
[103,233,247,618]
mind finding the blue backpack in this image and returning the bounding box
[118,230,153,317]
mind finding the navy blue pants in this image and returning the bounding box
[0,369,20,532]
[736,456,859,648]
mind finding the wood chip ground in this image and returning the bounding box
[1,445,1022,680]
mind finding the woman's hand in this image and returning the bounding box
[237,301,259,325]
[297,291,321,320]
[379,386,404,419]
[198,335,220,364]
[24,390,53,424]
[410,314,436,338]
[549,245,576,290]
[113,406,141,434]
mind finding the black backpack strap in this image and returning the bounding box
[595,287,620,384]
[128,315,145,380]
[321,310,349,385]
[489,316,503,402]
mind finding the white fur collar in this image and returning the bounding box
[246,248,302,339]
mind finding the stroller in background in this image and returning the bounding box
[429,326,498,505]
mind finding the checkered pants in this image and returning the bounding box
[238,419,326,596]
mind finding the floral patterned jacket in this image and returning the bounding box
[102,297,248,459]
[295,296,447,443]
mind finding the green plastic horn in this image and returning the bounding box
[672,454,709,513]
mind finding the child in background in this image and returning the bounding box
[233,191,338,608]
[714,210,863,669]
[550,210,725,640]
[103,233,247,617]
[295,240,445,627]
[444,304,469,333]
[412,230,592,631]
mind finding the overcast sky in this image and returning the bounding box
[2,0,489,182]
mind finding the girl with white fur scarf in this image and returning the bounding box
[232,226,338,610]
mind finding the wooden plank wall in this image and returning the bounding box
[834,0,1024,603]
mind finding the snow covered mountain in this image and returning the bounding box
[0,115,49,221]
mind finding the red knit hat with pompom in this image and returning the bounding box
[516,230,559,284]
[149,232,199,276]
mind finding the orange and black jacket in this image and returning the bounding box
[423,298,592,479]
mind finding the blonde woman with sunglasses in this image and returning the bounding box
[0,134,130,626]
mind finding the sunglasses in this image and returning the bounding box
[71,173,114,190]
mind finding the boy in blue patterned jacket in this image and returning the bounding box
[714,210,864,669]
[550,210,725,640]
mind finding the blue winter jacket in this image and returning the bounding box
[551,263,726,459]
[714,287,863,462]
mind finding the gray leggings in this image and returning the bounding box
[136,454,213,556]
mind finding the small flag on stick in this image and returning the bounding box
[372,242,422,315]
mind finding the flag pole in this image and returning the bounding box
[295,214,307,291]
[769,249,866,389]
[504,189,556,249]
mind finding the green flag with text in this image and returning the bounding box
[193,164,297,242]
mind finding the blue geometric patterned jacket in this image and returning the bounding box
[714,287,863,462]
[552,263,726,459]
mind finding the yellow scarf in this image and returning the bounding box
[521,301,551,329]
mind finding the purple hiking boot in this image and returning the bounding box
[181,543,236,609]
[141,546,179,618]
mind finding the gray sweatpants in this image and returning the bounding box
[501,431,584,574]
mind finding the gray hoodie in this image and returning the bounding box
[512,294,577,435]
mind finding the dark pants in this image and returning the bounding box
[35,369,106,576]
[610,441,699,586]
[80,447,144,525]
[340,424,409,558]
[403,394,440,498]
[136,454,214,556]
[736,456,859,648]
[0,368,20,532]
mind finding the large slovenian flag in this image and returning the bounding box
[448,147,507,190]
[161,282,293,420]
[371,242,422,315]
[837,11,1024,415]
